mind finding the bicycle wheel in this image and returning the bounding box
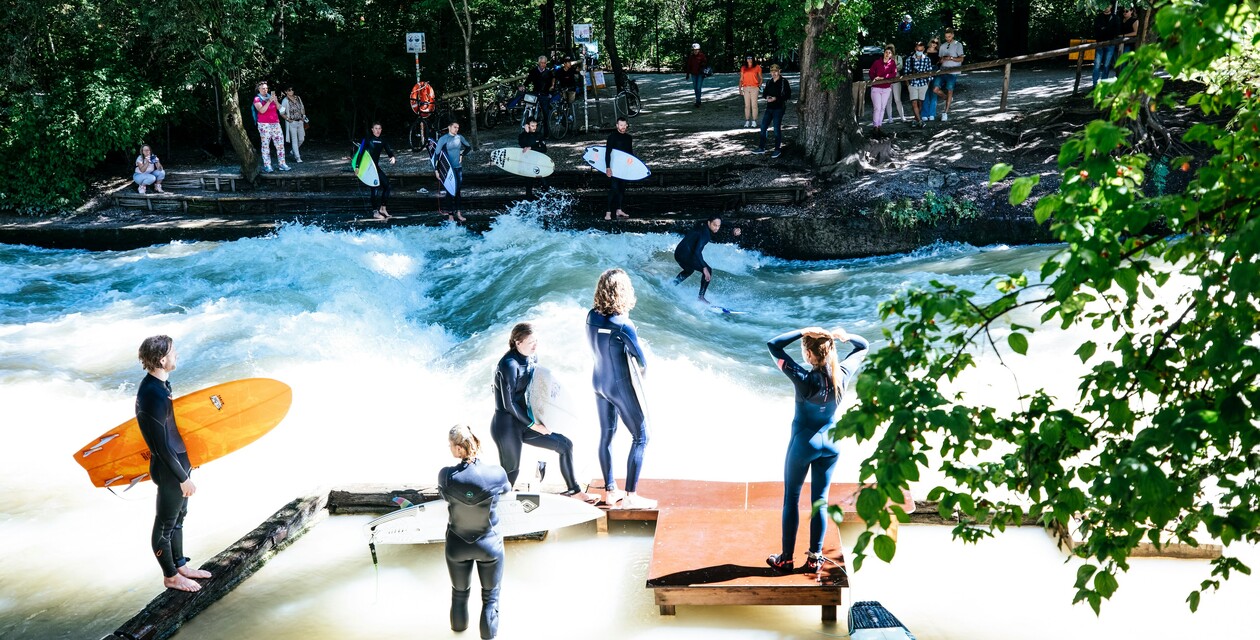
[408,118,428,151]
[482,102,500,129]
[549,104,569,140]
[623,91,642,118]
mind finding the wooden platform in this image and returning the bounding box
[590,478,915,522]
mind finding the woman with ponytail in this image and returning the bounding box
[764,326,869,574]
[439,425,511,639]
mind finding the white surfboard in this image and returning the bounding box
[490,148,555,178]
[625,351,649,422]
[351,140,380,187]
[526,366,584,434]
[583,146,651,181]
[364,492,604,545]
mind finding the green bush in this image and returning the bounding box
[871,192,983,230]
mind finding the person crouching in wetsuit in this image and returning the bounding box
[672,215,741,304]
[585,268,657,509]
[517,118,549,199]
[135,335,213,592]
[491,322,595,502]
[765,327,869,574]
[440,425,511,639]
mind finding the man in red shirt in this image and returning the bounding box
[684,43,708,108]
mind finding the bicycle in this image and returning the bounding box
[547,91,571,139]
[480,81,517,130]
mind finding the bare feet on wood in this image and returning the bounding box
[178,565,212,579]
[163,574,203,592]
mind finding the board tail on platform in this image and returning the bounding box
[848,601,916,640]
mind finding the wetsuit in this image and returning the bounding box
[605,130,633,214]
[490,349,582,493]
[672,222,716,298]
[363,133,396,210]
[585,309,649,492]
[516,129,549,197]
[767,330,869,560]
[439,459,511,639]
[135,373,192,579]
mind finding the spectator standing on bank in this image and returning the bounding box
[933,28,964,122]
[1092,4,1119,85]
[522,56,555,138]
[279,86,307,163]
[905,41,934,127]
[133,144,165,194]
[684,43,709,108]
[922,38,941,121]
[556,58,580,105]
[518,118,549,199]
[252,80,291,172]
[1116,7,1140,75]
[869,46,898,133]
[884,48,909,125]
[752,64,791,158]
[738,55,763,128]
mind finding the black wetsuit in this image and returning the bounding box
[605,130,633,214]
[672,222,716,298]
[363,133,396,210]
[490,349,582,492]
[767,330,869,560]
[516,130,549,196]
[439,459,511,639]
[135,373,192,579]
[585,309,649,492]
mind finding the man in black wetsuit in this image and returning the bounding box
[517,118,549,198]
[440,425,511,640]
[135,335,213,592]
[604,117,632,221]
[522,55,554,138]
[364,122,397,220]
[672,215,742,304]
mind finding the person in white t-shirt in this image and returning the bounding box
[933,27,965,122]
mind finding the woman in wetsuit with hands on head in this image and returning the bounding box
[765,326,868,574]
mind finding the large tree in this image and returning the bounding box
[834,0,1260,612]
[787,0,871,169]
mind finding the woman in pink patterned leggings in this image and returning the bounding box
[252,80,291,173]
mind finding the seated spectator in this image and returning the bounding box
[133,144,165,194]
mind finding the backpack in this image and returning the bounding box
[250,94,264,123]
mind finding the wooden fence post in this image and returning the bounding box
[1072,51,1085,95]
[1000,63,1012,111]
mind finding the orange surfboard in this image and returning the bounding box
[73,378,292,489]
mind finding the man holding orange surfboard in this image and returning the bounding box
[135,335,213,592]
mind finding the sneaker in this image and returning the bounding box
[138,185,147,194]
[262,166,274,173]
[803,552,825,573]
[278,164,292,172]
[766,554,794,574]
[751,148,766,155]
[295,158,303,163]
[618,494,657,510]
[771,150,782,159]
[941,113,949,122]
[154,185,164,193]
[903,116,911,123]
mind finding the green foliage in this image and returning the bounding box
[833,0,1260,613]
[871,192,983,230]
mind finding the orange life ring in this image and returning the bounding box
[410,82,435,116]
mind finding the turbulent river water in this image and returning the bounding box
[1,198,1254,638]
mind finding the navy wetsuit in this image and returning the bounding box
[439,459,511,639]
[672,223,715,298]
[135,373,192,579]
[768,330,869,560]
[585,309,649,493]
[490,350,582,492]
[363,133,395,210]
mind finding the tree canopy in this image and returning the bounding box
[835,0,1260,613]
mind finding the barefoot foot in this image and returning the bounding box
[163,574,202,592]
[178,565,212,579]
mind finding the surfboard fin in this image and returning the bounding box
[125,473,149,491]
[391,497,413,510]
[81,434,120,457]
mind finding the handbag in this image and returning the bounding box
[702,66,714,78]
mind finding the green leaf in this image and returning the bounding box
[1075,564,1098,588]
[1008,332,1029,355]
[1034,196,1058,225]
[1095,571,1118,599]
[873,534,897,562]
[1009,175,1041,206]
[1187,590,1201,612]
[989,163,1013,186]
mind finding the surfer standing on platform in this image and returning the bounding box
[765,327,868,574]
[440,425,511,640]
[364,122,397,220]
[435,121,472,223]
[135,335,213,592]
[672,215,741,304]
[517,118,549,198]
[604,117,632,221]
[491,322,594,501]
[586,269,657,509]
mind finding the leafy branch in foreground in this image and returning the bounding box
[832,0,1260,614]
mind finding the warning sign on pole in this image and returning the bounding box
[573,24,592,44]
[406,33,426,53]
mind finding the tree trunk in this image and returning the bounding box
[604,0,626,92]
[540,0,557,55]
[462,0,479,147]
[563,0,574,56]
[219,75,259,181]
[797,8,843,166]
[723,0,734,71]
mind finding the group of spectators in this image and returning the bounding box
[1093,5,1142,85]
[866,28,964,133]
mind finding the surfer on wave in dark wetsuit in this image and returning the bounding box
[440,425,511,640]
[135,335,213,592]
[585,268,657,510]
[672,215,741,305]
[764,326,868,574]
[491,322,595,502]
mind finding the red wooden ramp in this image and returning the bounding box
[589,479,914,619]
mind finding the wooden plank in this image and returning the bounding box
[103,494,326,640]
